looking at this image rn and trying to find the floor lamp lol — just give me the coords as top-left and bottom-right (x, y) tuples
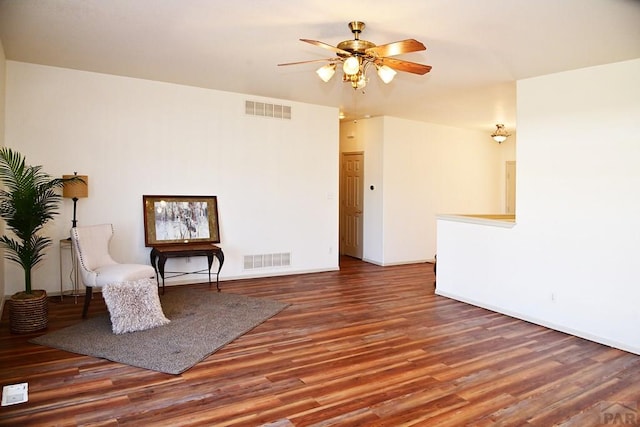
(62, 173), (88, 298)
(62, 173), (89, 228)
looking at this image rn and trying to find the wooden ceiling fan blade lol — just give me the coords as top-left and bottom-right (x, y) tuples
(300, 39), (351, 56)
(278, 58), (338, 66)
(377, 58), (432, 75)
(366, 39), (426, 58)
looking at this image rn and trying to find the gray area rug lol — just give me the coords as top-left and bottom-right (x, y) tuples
(31, 289), (289, 374)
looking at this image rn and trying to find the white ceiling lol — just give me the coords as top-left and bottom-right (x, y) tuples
(1, 0), (639, 132)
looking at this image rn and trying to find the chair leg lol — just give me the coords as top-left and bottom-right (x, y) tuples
(82, 286), (93, 318)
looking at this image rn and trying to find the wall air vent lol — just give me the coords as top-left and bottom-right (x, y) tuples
(243, 253), (291, 270)
(245, 100), (291, 120)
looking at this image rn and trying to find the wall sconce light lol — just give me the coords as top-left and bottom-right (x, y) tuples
(491, 124), (511, 143)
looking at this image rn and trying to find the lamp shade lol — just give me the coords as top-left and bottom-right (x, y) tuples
(356, 73), (367, 88)
(316, 63), (336, 82)
(343, 56), (360, 75)
(63, 174), (89, 199)
(377, 65), (397, 84)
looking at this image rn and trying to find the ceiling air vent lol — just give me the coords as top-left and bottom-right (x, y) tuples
(245, 100), (291, 120)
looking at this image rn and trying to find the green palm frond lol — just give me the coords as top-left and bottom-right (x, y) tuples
(0, 147), (80, 294)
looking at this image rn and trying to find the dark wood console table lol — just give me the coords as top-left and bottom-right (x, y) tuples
(149, 243), (224, 294)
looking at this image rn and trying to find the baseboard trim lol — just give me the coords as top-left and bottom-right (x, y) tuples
(435, 288), (640, 356)
(363, 258), (434, 267)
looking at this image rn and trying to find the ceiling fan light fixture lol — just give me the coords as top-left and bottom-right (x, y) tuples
(278, 21), (431, 92)
(343, 56), (360, 75)
(376, 65), (397, 84)
(491, 124), (511, 143)
(316, 63), (336, 82)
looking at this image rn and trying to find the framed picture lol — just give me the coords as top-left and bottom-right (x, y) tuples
(143, 195), (220, 247)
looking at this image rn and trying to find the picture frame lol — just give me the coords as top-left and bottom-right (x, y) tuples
(143, 195), (220, 247)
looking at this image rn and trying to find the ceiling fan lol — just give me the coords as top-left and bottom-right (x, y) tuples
(278, 21), (432, 90)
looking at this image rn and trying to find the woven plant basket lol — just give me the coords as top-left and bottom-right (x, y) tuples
(9, 290), (48, 334)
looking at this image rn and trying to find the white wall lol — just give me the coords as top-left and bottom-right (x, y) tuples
(361, 118), (386, 264)
(4, 61), (339, 296)
(341, 116), (505, 266)
(436, 58), (640, 354)
(498, 133), (516, 213)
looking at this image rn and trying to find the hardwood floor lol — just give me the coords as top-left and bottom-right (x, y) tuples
(1, 257), (639, 426)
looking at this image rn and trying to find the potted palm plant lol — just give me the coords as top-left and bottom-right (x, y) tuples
(0, 147), (81, 333)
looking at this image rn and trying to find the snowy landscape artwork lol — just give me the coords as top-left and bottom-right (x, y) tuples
(143, 195), (220, 246)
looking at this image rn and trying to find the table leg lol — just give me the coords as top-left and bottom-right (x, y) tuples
(214, 250), (224, 291)
(206, 253), (215, 290)
(150, 249), (162, 293)
(157, 255), (168, 295)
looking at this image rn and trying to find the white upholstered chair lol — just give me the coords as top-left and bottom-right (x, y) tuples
(71, 223), (156, 318)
